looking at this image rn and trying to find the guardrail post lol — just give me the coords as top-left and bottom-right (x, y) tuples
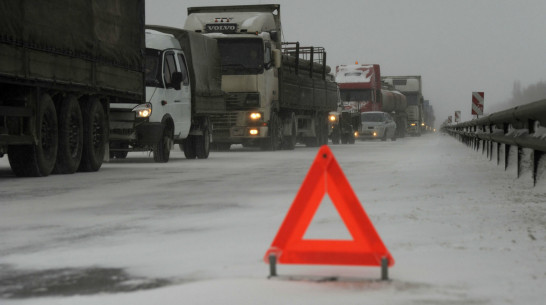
(497, 143), (501, 165)
(517, 146), (523, 178)
(505, 144), (511, 171)
(533, 150), (543, 186)
(489, 141), (494, 161)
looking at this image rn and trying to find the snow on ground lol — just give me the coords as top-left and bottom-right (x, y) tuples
(0, 134), (545, 304)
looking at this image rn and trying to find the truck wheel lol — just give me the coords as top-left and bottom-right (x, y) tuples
(196, 128), (210, 159)
(331, 125), (341, 144)
(153, 124), (172, 163)
(348, 132), (356, 144)
(53, 96), (83, 174)
(79, 98), (106, 172)
(183, 136), (197, 159)
(282, 114), (297, 150)
(261, 112), (282, 151)
(8, 94), (58, 177)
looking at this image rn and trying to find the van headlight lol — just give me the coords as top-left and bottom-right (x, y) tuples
(133, 103), (152, 118)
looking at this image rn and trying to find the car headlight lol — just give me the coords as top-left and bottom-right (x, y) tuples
(133, 103), (152, 118)
(329, 115), (336, 122)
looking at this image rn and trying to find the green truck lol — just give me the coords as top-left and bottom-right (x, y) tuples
(0, 0), (145, 176)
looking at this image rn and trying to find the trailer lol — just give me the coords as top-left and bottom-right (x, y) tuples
(0, 0), (145, 176)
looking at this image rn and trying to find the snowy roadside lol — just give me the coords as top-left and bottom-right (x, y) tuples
(1, 134), (545, 304)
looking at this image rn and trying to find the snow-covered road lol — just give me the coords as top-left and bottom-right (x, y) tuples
(1, 134), (544, 304)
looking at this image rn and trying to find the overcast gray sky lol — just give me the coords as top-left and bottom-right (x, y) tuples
(146, 0), (546, 125)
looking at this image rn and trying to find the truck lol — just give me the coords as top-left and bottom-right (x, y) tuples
(183, 4), (338, 150)
(0, 0), (145, 176)
(335, 64), (407, 139)
(108, 26), (224, 162)
(422, 99), (436, 132)
(382, 75), (423, 136)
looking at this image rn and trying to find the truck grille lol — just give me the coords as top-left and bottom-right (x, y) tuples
(209, 112), (238, 130)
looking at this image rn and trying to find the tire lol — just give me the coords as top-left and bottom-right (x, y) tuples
(54, 96), (83, 174)
(381, 130), (387, 141)
(281, 114), (297, 150)
(8, 94), (58, 177)
(261, 112), (282, 151)
(196, 128), (210, 159)
(331, 125), (341, 144)
(79, 98), (106, 172)
(348, 132), (356, 144)
(153, 124), (172, 163)
(183, 136), (197, 159)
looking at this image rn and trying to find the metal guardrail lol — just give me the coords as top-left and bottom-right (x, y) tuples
(441, 99), (546, 186)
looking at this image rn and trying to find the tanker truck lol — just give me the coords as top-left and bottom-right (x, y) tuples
(382, 75), (423, 136)
(184, 4), (338, 150)
(0, 0), (145, 176)
(335, 64), (407, 138)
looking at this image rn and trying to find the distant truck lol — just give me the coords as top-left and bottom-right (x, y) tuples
(109, 27), (224, 162)
(184, 4), (338, 150)
(0, 0), (145, 176)
(382, 75), (424, 136)
(335, 64), (407, 138)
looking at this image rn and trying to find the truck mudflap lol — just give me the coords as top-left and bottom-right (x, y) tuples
(136, 122), (163, 145)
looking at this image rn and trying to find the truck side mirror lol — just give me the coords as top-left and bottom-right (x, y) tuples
(270, 31), (278, 42)
(272, 49), (281, 69)
(171, 72), (182, 90)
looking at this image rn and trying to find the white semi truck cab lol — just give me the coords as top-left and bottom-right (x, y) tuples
(184, 5), (283, 150)
(184, 5), (337, 151)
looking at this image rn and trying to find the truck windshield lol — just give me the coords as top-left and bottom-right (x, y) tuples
(340, 89), (372, 102)
(217, 38), (264, 75)
(362, 113), (384, 122)
(405, 94), (419, 105)
(145, 49), (162, 87)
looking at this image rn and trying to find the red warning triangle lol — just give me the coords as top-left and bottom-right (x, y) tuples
(264, 145), (394, 266)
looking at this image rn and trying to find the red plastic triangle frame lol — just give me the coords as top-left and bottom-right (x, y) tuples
(264, 145), (394, 266)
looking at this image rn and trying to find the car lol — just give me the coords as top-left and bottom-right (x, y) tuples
(359, 111), (397, 141)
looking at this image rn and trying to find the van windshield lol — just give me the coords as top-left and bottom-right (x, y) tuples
(217, 38), (264, 75)
(145, 49), (162, 87)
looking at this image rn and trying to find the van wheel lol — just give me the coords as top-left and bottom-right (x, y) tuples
(8, 94), (58, 177)
(54, 96), (83, 174)
(153, 124), (172, 163)
(79, 98), (106, 172)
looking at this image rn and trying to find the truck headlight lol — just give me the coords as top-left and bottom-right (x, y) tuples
(249, 128), (259, 135)
(133, 103), (152, 118)
(410, 123), (417, 127)
(249, 112), (262, 120)
(329, 115), (336, 122)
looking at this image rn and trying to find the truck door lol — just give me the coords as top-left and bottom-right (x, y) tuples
(162, 51), (191, 138)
